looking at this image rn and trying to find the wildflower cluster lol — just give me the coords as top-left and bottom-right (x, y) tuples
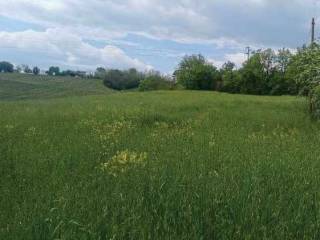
(151, 120), (195, 139)
(82, 118), (134, 156)
(24, 127), (37, 137)
(100, 150), (147, 176)
(248, 125), (299, 142)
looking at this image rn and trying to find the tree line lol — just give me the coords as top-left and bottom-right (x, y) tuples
(94, 44), (320, 118)
(95, 67), (174, 91)
(0, 63), (91, 77)
(2, 43), (320, 118)
(173, 44), (320, 118)
(0, 43), (320, 118)
(175, 48), (298, 96)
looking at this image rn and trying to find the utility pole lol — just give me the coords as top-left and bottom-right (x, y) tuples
(245, 47), (251, 61)
(311, 17), (315, 44)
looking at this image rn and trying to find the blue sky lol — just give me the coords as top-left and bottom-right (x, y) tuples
(0, 0), (318, 73)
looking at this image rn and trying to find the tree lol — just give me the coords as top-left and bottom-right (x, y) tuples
(239, 53), (267, 94)
(259, 49), (276, 76)
(139, 72), (172, 91)
(222, 61), (236, 72)
(285, 44), (320, 96)
(48, 66), (60, 76)
(33, 67), (40, 75)
(276, 48), (292, 74)
(267, 48), (294, 95)
(0, 61), (14, 73)
(237, 49), (292, 95)
(220, 61), (241, 93)
(175, 55), (220, 90)
(103, 68), (144, 90)
(95, 67), (106, 78)
(22, 65), (32, 74)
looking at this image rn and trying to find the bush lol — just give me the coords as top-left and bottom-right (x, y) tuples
(175, 55), (220, 90)
(139, 74), (172, 91)
(0, 61), (14, 73)
(103, 68), (144, 90)
(310, 85), (320, 119)
(33, 67), (40, 75)
(287, 44), (320, 96)
(47, 66), (60, 76)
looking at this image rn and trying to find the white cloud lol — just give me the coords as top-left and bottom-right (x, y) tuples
(225, 53), (247, 67)
(0, 0), (317, 71)
(209, 52), (247, 69)
(0, 28), (152, 70)
(208, 58), (225, 69)
(0, 0), (316, 48)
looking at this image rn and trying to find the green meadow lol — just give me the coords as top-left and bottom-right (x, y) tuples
(1, 74), (320, 239)
(0, 73), (112, 101)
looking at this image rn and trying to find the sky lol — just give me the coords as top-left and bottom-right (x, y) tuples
(0, 0), (318, 73)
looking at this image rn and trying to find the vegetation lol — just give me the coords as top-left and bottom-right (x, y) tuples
(2, 89), (320, 239)
(1, 42), (320, 117)
(47, 66), (60, 76)
(32, 66), (40, 75)
(0, 73), (112, 101)
(175, 55), (220, 90)
(102, 68), (144, 90)
(174, 50), (297, 96)
(139, 72), (173, 91)
(0, 61), (14, 73)
(286, 43), (320, 118)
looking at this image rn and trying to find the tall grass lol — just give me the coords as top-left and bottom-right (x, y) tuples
(1, 91), (320, 239)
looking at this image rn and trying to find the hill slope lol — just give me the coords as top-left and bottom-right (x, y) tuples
(0, 73), (112, 100)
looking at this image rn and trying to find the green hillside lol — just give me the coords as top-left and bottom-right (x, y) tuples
(0, 73), (112, 100)
(2, 91), (320, 239)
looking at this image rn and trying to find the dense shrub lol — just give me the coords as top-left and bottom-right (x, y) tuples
(175, 55), (221, 90)
(103, 68), (144, 90)
(47, 66), (60, 76)
(32, 67), (40, 75)
(287, 44), (320, 96)
(0, 61), (14, 73)
(310, 85), (320, 119)
(173, 50), (299, 95)
(139, 74), (172, 91)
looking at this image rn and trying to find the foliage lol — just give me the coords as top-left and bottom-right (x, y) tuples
(310, 85), (320, 119)
(286, 44), (320, 96)
(47, 66), (60, 76)
(238, 49), (288, 95)
(95, 67), (107, 79)
(103, 68), (144, 90)
(220, 62), (241, 93)
(0, 61), (14, 73)
(174, 51), (297, 96)
(32, 66), (40, 75)
(139, 73), (173, 91)
(237, 53), (266, 94)
(175, 54), (221, 90)
(22, 65), (32, 74)
(60, 70), (86, 78)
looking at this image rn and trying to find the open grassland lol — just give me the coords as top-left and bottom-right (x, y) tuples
(1, 91), (320, 239)
(0, 73), (112, 100)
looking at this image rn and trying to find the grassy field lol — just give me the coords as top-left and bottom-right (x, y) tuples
(2, 81), (320, 239)
(0, 73), (112, 100)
